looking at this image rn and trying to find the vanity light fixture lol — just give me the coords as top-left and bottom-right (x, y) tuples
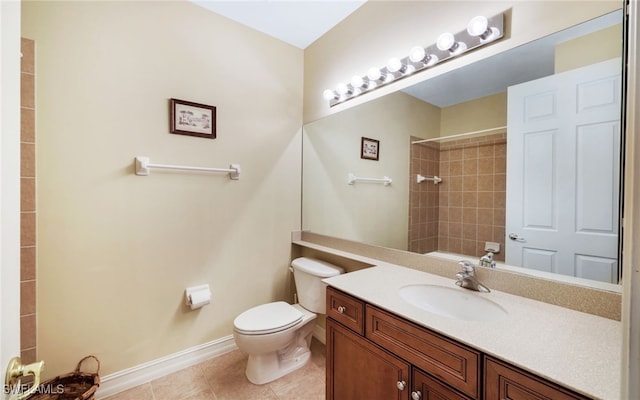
(323, 12), (505, 107)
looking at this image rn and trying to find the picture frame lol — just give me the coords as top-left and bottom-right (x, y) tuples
(169, 98), (216, 139)
(361, 137), (380, 161)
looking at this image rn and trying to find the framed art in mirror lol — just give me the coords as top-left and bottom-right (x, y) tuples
(361, 137), (380, 160)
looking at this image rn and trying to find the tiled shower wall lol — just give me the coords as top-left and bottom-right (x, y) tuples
(409, 133), (507, 262)
(438, 133), (507, 261)
(21, 38), (37, 363)
(408, 138), (440, 254)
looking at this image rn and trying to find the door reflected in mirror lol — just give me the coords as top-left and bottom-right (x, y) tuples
(302, 10), (624, 290)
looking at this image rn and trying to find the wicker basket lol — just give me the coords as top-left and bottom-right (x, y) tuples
(27, 356), (100, 400)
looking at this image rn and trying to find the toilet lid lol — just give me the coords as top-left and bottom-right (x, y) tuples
(234, 301), (303, 335)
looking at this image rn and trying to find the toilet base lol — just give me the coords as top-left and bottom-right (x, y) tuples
(245, 339), (312, 385)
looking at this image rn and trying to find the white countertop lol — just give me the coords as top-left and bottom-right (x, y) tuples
(323, 263), (622, 400)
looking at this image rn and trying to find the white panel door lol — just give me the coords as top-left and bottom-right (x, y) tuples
(506, 58), (621, 283)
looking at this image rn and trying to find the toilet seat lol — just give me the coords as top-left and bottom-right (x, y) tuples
(234, 301), (303, 335)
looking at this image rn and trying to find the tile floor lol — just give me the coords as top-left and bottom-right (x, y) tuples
(103, 338), (326, 400)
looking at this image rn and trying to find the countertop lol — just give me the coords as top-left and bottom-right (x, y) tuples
(323, 263), (622, 400)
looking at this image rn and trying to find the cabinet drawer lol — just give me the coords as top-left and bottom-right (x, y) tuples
(326, 286), (365, 335)
(366, 305), (481, 399)
(484, 357), (590, 400)
(413, 368), (472, 400)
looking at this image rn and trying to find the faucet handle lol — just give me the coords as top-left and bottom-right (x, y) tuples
(458, 260), (475, 273)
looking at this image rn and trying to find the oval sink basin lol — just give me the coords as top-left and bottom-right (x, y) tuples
(399, 284), (508, 322)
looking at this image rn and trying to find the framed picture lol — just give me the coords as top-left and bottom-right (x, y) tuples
(169, 98), (216, 139)
(361, 137), (380, 161)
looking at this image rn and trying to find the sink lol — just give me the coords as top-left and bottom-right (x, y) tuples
(398, 284), (508, 322)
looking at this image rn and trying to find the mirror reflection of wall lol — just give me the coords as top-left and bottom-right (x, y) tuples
(302, 11), (624, 287)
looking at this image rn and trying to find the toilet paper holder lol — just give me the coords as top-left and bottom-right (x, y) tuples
(184, 284), (211, 310)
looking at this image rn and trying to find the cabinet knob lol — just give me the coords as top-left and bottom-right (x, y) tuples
(411, 391), (422, 400)
(337, 306), (346, 314)
(396, 380), (406, 390)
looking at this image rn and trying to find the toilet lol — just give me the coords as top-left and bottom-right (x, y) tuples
(233, 257), (344, 384)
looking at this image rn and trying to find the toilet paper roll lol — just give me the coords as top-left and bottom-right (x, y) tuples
(188, 289), (211, 310)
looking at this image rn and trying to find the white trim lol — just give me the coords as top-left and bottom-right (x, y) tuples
(95, 336), (237, 399)
(622, 1), (640, 398)
(411, 126), (507, 144)
(312, 324), (326, 345)
(1, 0), (23, 371)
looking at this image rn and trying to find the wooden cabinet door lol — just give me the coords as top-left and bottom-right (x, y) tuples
(366, 305), (480, 399)
(484, 357), (590, 400)
(327, 318), (410, 400)
(412, 368), (472, 400)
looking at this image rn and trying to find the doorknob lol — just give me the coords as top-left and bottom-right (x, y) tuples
(508, 233), (526, 242)
(5, 357), (45, 400)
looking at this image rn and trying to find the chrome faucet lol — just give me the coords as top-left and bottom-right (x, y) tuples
(455, 260), (490, 293)
(479, 251), (496, 269)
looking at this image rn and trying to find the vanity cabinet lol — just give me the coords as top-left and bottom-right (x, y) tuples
(326, 286), (591, 400)
(484, 357), (589, 400)
(327, 286), (476, 400)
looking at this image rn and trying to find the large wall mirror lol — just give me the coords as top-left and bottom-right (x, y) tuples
(302, 10), (624, 291)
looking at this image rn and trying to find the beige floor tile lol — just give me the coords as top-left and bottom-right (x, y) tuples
(201, 349), (279, 400)
(151, 365), (210, 400)
(267, 360), (325, 400)
(102, 339), (326, 400)
(182, 388), (217, 400)
(104, 382), (154, 400)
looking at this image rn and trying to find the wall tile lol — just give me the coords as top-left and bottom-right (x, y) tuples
(21, 108), (35, 143)
(21, 281), (36, 315)
(20, 315), (36, 349)
(21, 247), (36, 281)
(21, 38), (35, 74)
(20, 212), (36, 247)
(21, 72), (35, 109)
(21, 177), (36, 212)
(21, 142), (35, 178)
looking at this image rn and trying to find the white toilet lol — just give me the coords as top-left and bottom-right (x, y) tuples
(233, 257), (344, 384)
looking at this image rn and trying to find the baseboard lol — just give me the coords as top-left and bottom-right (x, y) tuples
(312, 324), (326, 345)
(95, 335), (237, 399)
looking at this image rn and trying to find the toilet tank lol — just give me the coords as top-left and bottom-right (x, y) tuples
(291, 257), (344, 313)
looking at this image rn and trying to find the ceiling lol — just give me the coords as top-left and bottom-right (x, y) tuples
(192, 0), (367, 49)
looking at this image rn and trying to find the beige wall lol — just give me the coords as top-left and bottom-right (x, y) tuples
(304, 1), (621, 123)
(556, 24), (623, 73)
(22, 1), (303, 378)
(302, 91), (439, 250)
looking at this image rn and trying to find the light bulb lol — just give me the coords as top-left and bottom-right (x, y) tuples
(437, 32), (466, 55)
(467, 16), (499, 42)
(387, 57), (403, 73)
(404, 64), (416, 75)
(437, 32), (456, 51)
(467, 16), (489, 36)
(367, 67), (382, 81)
(351, 75), (367, 88)
(409, 46), (426, 63)
(323, 89), (337, 101)
(336, 82), (351, 96)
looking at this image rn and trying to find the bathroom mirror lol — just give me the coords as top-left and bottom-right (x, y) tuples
(302, 10), (624, 291)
